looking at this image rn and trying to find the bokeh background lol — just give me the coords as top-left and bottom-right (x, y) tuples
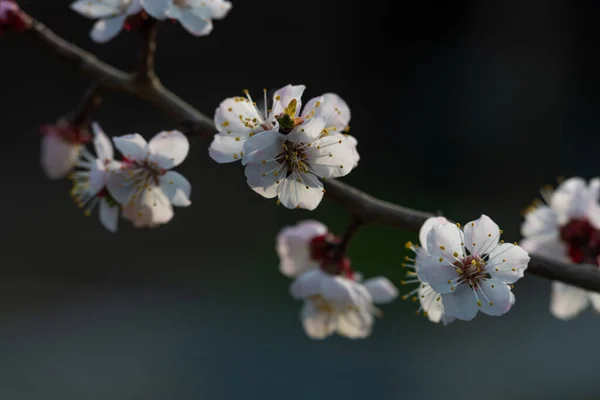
(1, 0), (600, 398)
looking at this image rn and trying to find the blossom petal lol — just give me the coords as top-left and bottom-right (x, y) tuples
(301, 93), (351, 131)
(290, 269), (327, 299)
(320, 275), (356, 303)
(141, 0), (171, 19)
(242, 130), (283, 166)
(106, 168), (134, 205)
(418, 284), (445, 323)
(487, 243), (530, 284)
(345, 134), (360, 168)
(551, 177), (588, 224)
(417, 256), (460, 294)
(477, 280), (513, 316)
(244, 161), (283, 199)
(520, 237), (567, 261)
(308, 133), (358, 179)
(419, 216), (450, 251)
(287, 117), (326, 144)
(99, 198), (119, 232)
(159, 171), (191, 207)
(90, 15), (126, 43)
(208, 134), (245, 163)
(214, 96), (264, 135)
(463, 214), (500, 256)
(521, 205), (559, 238)
(278, 173), (324, 211)
(426, 222), (464, 259)
(550, 281), (589, 320)
(363, 277), (398, 304)
(336, 309), (373, 339)
(271, 84), (306, 118)
(113, 133), (148, 162)
(70, 0), (120, 18)
(589, 292), (600, 313)
(88, 159), (107, 196)
(178, 9), (212, 36)
(91, 122), (114, 161)
(276, 220), (327, 278)
(188, 0), (231, 19)
(301, 301), (336, 340)
(40, 135), (82, 180)
(148, 130), (189, 169)
(441, 284), (480, 321)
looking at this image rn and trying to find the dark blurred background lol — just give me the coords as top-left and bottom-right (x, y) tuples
(1, 0), (600, 398)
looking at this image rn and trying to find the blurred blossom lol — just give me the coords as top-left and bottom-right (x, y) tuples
(415, 214), (530, 321)
(0, 0), (31, 32)
(521, 177), (600, 320)
(70, 0), (143, 43)
(40, 119), (91, 180)
(142, 0), (231, 36)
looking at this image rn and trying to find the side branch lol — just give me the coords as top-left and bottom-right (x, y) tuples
(20, 13), (600, 293)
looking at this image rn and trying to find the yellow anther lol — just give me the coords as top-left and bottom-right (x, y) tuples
(513, 242), (518, 245)
(233, 153), (238, 160)
(471, 222), (475, 227)
(401, 295), (407, 300)
(489, 301), (493, 306)
(423, 311), (429, 317)
(495, 268), (499, 272)
(220, 121), (230, 127)
(400, 280), (406, 285)
(276, 199), (281, 206)
(447, 280), (451, 284)
(439, 245), (446, 250)
(456, 222), (461, 228)
(411, 296), (417, 302)
(275, 95), (281, 101)
(235, 137), (240, 142)
(488, 233), (492, 237)
(477, 300), (482, 307)
(511, 268), (516, 272)
(439, 257), (443, 262)
(453, 252), (458, 257)
(499, 230), (503, 234)
(472, 242), (476, 247)
(450, 285), (455, 291)
(491, 284), (495, 288)
(405, 241), (413, 249)
(471, 260), (477, 265)
(273, 171), (279, 176)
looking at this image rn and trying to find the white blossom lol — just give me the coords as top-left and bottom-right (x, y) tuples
(142, 0), (231, 36)
(290, 269), (397, 340)
(403, 216), (455, 325)
(69, 122), (121, 232)
(276, 220), (329, 278)
(70, 0), (142, 43)
(416, 214), (530, 321)
(521, 177), (600, 320)
(40, 120), (89, 180)
(106, 130), (191, 226)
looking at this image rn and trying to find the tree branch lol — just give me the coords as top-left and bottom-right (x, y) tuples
(135, 15), (159, 83)
(19, 12), (600, 292)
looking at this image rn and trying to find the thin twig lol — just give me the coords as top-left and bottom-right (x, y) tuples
(135, 16), (159, 83)
(16, 12), (600, 293)
(334, 217), (363, 259)
(67, 84), (103, 128)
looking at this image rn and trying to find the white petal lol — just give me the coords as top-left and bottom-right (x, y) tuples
(301, 93), (351, 132)
(419, 216), (450, 251)
(487, 243), (530, 284)
(106, 167), (134, 205)
(336, 309), (373, 339)
(463, 214), (500, 256)
(242, 130), (284, 165)
(441, 284), (480, 321)
(301, 302), (336, 340)
(276, 220), (328, 278)
(160, 171), (191, 207)
(277, 173), (325, 211)
(426, 222), (464, 259)
(244, 161), (283, 199)
(122, 187), (174, 228)
(70, 0), (120, 18)
(214, 96), (265, 135)
(141, 0), (171, 19)
(520, 237), (567, 261)
(88, 159), (107, 196)
(90, 15), (126, 43)
(208, 134), (245, 163)
(344, 134), (360, 168)
(417, 255), (460, 294)
(40, 135), (81, 180)
(91, 122), (114, 161)
(187, 0), (231, 19)
(286, 117), (327, 144)
(521, 205), (558, 238)
(320, 275), (355, 303)
(551, 177), (589, 224)
(363, 277), (398, 304)
(418, 284), (445, 323)
(271, 84), (306, 118)
(477, 280), (514, 316)
(178, 9), (212, 36)
(589, 292), (600, 313)
(550, 281), (589, 320)
(113, 133), (149, 162)
(148, 130), (189, 169)
(308, 133), (358, 179)
(289, 269), (327, 299)
(99, 198), (119, 232)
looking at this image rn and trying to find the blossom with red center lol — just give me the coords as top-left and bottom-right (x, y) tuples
(142, 0), (231, 36)
(416, 214), (530, 321)
(276, 220), (398, 339)
(40, 119), (92, 180)
(0, 0), (31, 32)
(69, 122), (121, 232)
(521, 177), (600, 320)
(70, 0), (143, 43)
(403, 216), (456, 325)
(106, 130), (191, 228)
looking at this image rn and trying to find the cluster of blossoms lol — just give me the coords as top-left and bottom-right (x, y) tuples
(276, 220), (398, 339)
(70, 0), (231, 43)
(42, 121), (191, 231)
(11, 0), (600, 341)
(209, 84), (359, 210)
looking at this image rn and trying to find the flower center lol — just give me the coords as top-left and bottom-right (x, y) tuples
(309, 235), (355, 279)
(453, 255), (489, 288)
(560, 218), (600, 265)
